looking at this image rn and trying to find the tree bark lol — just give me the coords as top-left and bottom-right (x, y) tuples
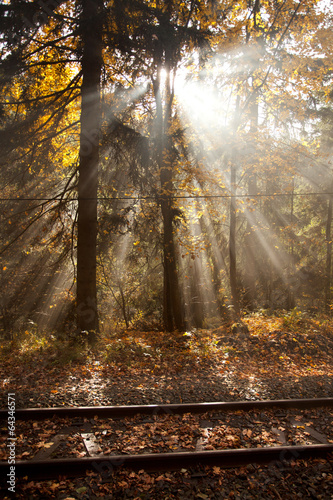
(229, 161), (240, 317)
(244, 91), (259, 310)
(287, 177), (295, 310)
(76, 0), (103, 342)
(229, 98), (241, 318)
(154, 52), (184, 332)
(244, 172), (258, 310)
(161, 196), (185, 331)
(325, 184), (333, 312)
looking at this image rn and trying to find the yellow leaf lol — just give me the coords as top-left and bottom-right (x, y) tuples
(44, 442), (55, 449)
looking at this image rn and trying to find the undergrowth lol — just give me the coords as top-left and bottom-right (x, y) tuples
(1, 311), (332, 370)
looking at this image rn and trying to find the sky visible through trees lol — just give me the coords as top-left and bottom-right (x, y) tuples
(0, 0), (332, 339)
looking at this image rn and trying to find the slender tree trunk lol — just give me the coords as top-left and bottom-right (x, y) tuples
(76, 0), (103, 342)
(244, 172), (258, 309)
(244, 93), (259, 310)
(263, 178), (274, 307)
(287, 178), (296, 310)
(161, 69), (185, 331)
(161, 197), (184, 331)
(325, 184), (333, 312)
(189, 223), (204, 328)
(154, 53), (184, 332)
(229, 161), (239, 317)
(229, 98), (241, 318)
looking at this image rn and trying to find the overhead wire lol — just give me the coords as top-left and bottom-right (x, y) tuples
(0, 191), (332, 202)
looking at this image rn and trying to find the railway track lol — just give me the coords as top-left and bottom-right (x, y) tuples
(0, 397), (332, 420)
(1, 398), (332, 481)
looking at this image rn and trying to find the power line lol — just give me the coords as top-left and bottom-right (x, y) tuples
(0, 191), (332, 202)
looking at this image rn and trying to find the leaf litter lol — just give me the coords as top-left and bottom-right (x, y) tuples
(0, 314), (332, 498)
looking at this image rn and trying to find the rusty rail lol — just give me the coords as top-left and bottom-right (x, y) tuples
(0, 398), (332, 481)
(0, 444), (332, 480)
(0, 397), (332, 420)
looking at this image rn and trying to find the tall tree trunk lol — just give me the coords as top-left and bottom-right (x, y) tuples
(287, 178), (296, 310)
(243, 1), (264, 310)
(154, 53), (184, 332)
(325, 184), (333, 313)
(229, 98), (241, 318)
(161, 69), (185, 332)
(244, 91), (259, 310)
(76, 0), (103, 342)
(161, 197), (185, 331)
(229, 161), (240, 317)
(244, 172), (258, 310)
(189, 223), (204, 328)
(263, 178), (274, 307)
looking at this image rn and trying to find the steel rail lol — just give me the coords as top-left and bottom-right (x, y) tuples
(0, 444), (332, 481)
(0, 397), (332, 420)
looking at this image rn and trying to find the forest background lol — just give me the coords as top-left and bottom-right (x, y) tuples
(0, 0), (333, 343)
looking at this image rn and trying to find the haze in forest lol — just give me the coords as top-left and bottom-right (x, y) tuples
(0, 0), (332, 340)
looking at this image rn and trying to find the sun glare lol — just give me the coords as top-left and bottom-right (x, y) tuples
(174, 54), (240, 141)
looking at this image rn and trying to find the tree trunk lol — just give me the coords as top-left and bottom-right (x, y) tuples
(287, 178), (295, 310)
(244, 92), (259, 310)
(154, 54), (184, 332)
(244, 172), (258, 310)
(229, 98), (240, 318)
(229, 161), (239, 317)
(161, 197), (185, 331)
(325, 184), (333, 312)
(76, 0), (103, 342)
(190, 258), (204, 328)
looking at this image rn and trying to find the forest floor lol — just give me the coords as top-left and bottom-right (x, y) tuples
(0, 310), (333, 499)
